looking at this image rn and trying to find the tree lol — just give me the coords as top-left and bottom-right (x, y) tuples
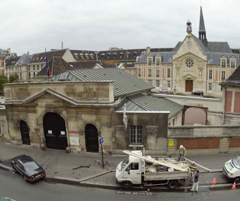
(9, 74), (19, 83)
(0, 74), (9, 94)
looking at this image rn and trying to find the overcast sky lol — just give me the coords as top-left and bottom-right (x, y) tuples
(1, 0), (240, 55)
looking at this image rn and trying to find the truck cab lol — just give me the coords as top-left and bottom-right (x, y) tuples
(116, 151), (142, 188)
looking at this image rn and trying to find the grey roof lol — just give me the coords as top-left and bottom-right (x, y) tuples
(42, 68), (153, 98)
(173, 42), (182, 52)
(207, 52), (239, 65)
(192, 35), (208, 53)
(220, 64), (240, 87)
(206, 42), (232, 53)
(16, 54), (32, 65)
(115, 94), (183, 118)
(5, 54), (31, 67)
(136, 52), (174, 64)
(5, 56), (20, 67)
(199, 6), (206, 32)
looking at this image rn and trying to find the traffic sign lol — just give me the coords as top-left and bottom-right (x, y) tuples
(100, 136), (104, 144)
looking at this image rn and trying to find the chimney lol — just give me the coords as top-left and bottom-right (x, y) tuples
(7, 48), (11, 53)
(146, 47), (151, 54)
(27, 51), (29, 55)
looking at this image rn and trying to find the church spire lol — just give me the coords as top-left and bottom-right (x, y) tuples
(199, 6), (207, 42)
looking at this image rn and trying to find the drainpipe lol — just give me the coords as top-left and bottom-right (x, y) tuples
(222, 86), (226, 124)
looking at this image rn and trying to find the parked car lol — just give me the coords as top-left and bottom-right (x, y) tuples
(11, 155), (46, 183)
(159, 88), (170, 94)
(223, 155), (240, 182)
(191, 90), (203, 96)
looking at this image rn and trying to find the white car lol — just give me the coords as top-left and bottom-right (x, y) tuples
(223, 155), (240, 181)
(159, 88), (170, 94)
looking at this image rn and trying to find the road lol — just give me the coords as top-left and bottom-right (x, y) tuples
(0, 170), (240, 201)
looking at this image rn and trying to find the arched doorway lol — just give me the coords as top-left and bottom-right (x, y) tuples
(85, 124), (99, 152)
(20, 120), (30, 145)
(43, 112), (67, 150)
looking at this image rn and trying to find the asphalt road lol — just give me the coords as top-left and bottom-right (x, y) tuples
(0, 170), (240, 201)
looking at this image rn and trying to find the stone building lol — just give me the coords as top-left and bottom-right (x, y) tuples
(0, 48), (11, 75)
(220, 64), (240, 125)
(135, 7), (239, 97)
(5, 53), (31, 81)
(3, 68), (182, 154)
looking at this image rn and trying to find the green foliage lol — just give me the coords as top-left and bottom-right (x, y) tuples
(9, 74), (19, 83)
(0, 74), (9, 91)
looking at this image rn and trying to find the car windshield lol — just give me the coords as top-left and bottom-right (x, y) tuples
(24, 162), (40, 172)
(121, 157), (129, 171)
(232, 156), (240, 169)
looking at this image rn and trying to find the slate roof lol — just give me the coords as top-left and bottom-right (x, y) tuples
(5, 56), (20, 67)
(42, 68), (153, 97)
(136, 52), (174, 64)
(220, 64), (240, 87)
(5, 54), (32, 67)
(70, 50), (97, 60)
(207, 52), (239, 65)
(199, 6), (206, 32)
(36, 57), (74, 77)
(30, 49), (66, 64)
(98, 48), (174, 62)
(115, 94), (183, 118)
(17, 54), (32, 65)
(68, 61), (100, 69)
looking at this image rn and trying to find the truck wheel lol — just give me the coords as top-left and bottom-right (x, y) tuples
(168, 180), (179, 189)
(235, 177), (240, 184)
(121, 181), (132, 189)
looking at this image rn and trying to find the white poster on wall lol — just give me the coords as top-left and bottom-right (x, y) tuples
(70, 136), (80, 146)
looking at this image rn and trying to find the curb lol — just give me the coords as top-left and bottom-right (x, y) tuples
(0, 163), (236, 191)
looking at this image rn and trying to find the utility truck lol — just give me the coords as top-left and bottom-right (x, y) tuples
(115, 150), (191, 189)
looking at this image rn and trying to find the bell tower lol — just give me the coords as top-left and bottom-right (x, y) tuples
(186, 20), (192, 34)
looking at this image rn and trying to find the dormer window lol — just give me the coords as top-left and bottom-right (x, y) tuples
(120, 52), (124, 59)
(155, 57), (161, 65)
(230, 58), (236, 68)
(221, 57), (227, 67)
(147, 57), (153, 65)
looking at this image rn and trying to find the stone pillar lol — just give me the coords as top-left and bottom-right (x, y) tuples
(219, 138), (229, 153)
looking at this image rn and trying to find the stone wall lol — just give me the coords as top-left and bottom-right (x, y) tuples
(112, 112), (168, 154)
(168, 125), (240, 154)
(0, 108), (10, 142)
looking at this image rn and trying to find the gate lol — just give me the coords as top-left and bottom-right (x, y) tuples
(20, 120), (30, 145)
(85, 124), (99, 152)
(43, 112), (67, 150)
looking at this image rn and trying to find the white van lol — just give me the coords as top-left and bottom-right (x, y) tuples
(223, 155), (240, 180)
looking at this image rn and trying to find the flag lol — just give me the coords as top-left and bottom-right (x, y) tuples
(45, 51), (51, 77)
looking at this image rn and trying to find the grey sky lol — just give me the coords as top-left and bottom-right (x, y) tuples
(1, 0), (240, 55)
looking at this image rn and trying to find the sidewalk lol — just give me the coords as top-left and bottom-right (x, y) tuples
(0, 141), (238, 191)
